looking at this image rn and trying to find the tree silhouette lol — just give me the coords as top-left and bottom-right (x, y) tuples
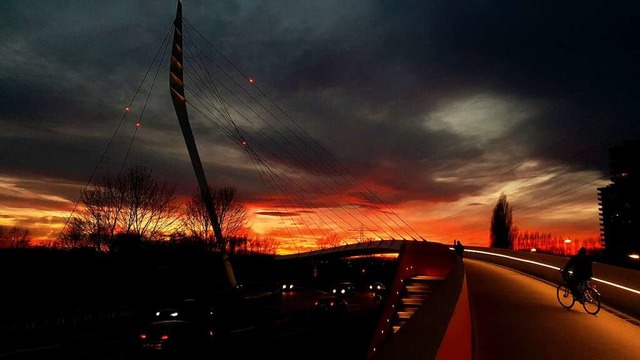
(181, 186), (248, 251)
(116, 166), (179, 238)
(316, 234), (343, 249)
(490, 193), (515, 249)
(61, 166), (179, 249)
(245, 235), (279, 255)
(58, 217), (92, 249)
(0, 226), (31, 248)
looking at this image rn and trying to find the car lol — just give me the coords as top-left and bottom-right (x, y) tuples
(137, 299), (218, 355)
(331, 281), (356, 298)
(149, 299), (217, 327)
(152, 307), (183, 321)
(311, 295), (348, 320)
(367, 281), (387, 304)
(280, 281), (296, 292)
(138, 319), (213, 355)
(368, 281), (386, 292)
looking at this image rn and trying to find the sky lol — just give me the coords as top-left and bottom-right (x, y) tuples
(1, 1), (639, 254)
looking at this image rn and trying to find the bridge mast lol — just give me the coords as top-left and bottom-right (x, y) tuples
(169, 0), (237, 288)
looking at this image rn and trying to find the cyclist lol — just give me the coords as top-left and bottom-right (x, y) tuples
(561, 247), (593, 301)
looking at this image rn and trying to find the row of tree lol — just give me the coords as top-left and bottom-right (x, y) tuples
(489, 193), (602, 255)
(59, 166), (277, 255)
(512, 231), (601, 255)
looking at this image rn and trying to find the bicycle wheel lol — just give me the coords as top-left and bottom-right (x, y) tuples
(556, 284), (575, 309)
(582, 288), (601, 315)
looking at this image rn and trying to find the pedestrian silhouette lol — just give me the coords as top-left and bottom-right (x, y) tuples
(454, 240), (464, 258)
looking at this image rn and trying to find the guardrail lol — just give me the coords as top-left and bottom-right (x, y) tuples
(463, 246), (640, 321)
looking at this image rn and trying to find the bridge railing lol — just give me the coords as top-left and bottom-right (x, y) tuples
(464, 246), (640, 321)
(368, 242), (472, 360)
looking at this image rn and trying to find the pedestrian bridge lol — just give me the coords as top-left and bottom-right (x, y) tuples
(275, 241), (640, 360)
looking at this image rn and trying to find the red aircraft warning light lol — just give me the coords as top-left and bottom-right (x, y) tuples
(248, 78), (254, 84)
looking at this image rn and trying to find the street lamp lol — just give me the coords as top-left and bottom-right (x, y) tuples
(563, 239), (572, 256)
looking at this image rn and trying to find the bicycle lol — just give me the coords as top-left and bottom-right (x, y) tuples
(556, 269), (601, 315)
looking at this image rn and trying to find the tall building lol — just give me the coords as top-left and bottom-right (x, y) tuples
(597, 139), (640, 264)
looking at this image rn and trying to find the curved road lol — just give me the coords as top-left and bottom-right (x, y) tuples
(465, 259), (640, 360)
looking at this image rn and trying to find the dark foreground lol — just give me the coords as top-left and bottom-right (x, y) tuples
(1, 248), (395, 360)
(2, 289), (381, 360)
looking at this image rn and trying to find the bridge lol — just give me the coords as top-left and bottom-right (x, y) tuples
(274, 240), (640, 360)
(20, 2), (635, 359)
(163, 6), (640, 356)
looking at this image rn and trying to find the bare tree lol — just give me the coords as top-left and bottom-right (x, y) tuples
(490, 193), (516, 249)
(59, 217), (93, 249)
(82, 174), (125, 243)
(0, 226), (31, 248)
(61, 166), (180, 249)
(316, 233), (343, 249)
(181, 190), (214, 244)
(181, 186), (248, 250)
(245, 235), (279, 255)
(227, 236), (248, 254)
(117, 166), (179, 239)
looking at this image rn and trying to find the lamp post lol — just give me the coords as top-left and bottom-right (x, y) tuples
(563, 239), (572, 256)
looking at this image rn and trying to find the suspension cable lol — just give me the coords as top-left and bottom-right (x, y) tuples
(56, 24), (174, 242)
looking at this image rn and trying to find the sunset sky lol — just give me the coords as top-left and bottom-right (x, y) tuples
(1, 1), (639, 254)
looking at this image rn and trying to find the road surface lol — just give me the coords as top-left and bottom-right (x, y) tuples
(465, 259), (640, 360)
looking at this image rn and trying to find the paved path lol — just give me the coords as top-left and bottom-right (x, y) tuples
(465, 259), (640, 360)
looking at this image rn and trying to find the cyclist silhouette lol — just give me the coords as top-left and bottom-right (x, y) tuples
(562, 247), (593, 301)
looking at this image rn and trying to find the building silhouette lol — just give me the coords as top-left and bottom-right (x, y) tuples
(597, 139), (640, 265)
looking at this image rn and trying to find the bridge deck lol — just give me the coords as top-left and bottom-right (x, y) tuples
(466, 259), (640, 360)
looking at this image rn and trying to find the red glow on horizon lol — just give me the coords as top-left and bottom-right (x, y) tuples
(5, 176), (601, 256)
(512, 236), (602, 256)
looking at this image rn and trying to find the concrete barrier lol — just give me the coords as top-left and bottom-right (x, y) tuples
(370, 242), (472, 360)
(464, 246), (640, 321)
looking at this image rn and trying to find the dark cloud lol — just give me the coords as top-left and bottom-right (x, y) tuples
(255, 211), (300, 217)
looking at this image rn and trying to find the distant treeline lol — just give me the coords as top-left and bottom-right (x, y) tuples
(512, 230), (603, 256)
